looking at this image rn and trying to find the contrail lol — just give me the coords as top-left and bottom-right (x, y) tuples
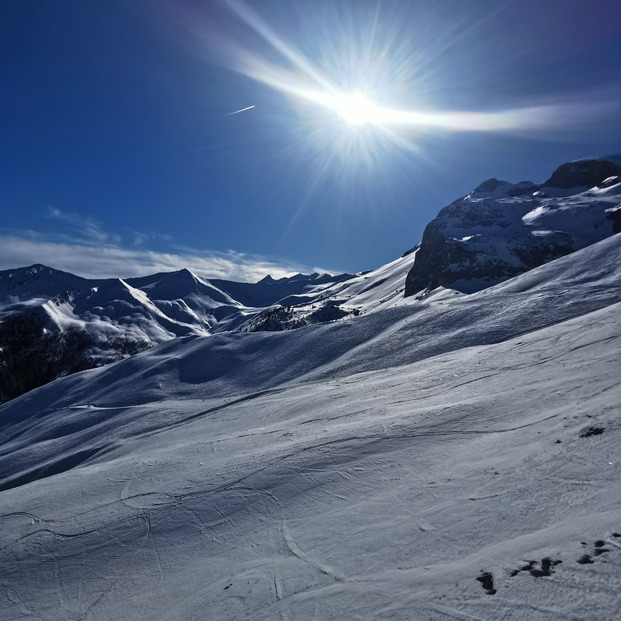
(227, 105), (255, 116)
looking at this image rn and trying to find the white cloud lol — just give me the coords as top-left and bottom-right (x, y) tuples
(130, 230), (173, 247)
(46, 207), (122, 245)
(1, 210), (337, 282)
(0, 236), (321, 282)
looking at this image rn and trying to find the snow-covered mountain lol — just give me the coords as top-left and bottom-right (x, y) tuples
(0, 265), (353, 403)
(1, 157), (620, 405)
(211, 271), (355, 308)
(1, 231), (619, 619)
(405, 157), (621, 296)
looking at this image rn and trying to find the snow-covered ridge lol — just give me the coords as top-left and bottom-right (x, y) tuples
(0, 265), (356, 403)
(1, 156), (620, 619)
(2, 156), (620, 404)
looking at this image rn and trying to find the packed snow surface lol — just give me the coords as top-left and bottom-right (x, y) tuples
(1, 236), (620, 620)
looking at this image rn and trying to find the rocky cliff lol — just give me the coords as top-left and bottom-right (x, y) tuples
(405, 158), (621, 297)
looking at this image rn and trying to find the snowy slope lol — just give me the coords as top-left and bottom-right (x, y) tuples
(235, 253), (415, 332)
(1, 235), (619, 620)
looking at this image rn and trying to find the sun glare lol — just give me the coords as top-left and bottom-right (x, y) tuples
(191, 0), (601, 169)
(334, 92), (382, 126)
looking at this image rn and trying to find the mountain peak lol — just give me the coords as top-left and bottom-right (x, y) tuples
(469, 178), (536, 199)
(471, 178), (508, 193)
(542, 158), (621, 190)
(404, 157), (621, 297)
(21, 264), (60, 277)
(167, 268), (201, 285)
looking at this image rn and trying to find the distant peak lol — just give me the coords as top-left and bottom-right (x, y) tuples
(259, 275), (275, 284)
(468, 177), (536, 199)
(171, 268), (200, 283)
(25, 264), (57, 274)
(148, 268), (204, 288)
(472, 178), (508, 194)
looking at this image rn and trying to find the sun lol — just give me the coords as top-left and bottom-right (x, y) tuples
(332, 91), (383, 126)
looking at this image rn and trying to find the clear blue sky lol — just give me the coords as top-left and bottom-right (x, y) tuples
(1, 0), (620, 280)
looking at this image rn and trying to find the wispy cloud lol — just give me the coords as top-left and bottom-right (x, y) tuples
(1, 208), (332, 281)
(46, 207), (122, 245)
(0, 235), (322, 282)
(129, 230), (173, 247)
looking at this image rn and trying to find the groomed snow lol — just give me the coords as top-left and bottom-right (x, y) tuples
(1, 236), (620, 620)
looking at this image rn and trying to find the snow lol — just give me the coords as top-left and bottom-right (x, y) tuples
(0, 265), (89, 304)
(534, 186), (590, 197)
(0, 267), (360, 371)
(1, 235), (620, 619)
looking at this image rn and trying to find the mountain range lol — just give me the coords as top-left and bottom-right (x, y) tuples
(0, 156), (620, 619)
(2, 157), (619, 404)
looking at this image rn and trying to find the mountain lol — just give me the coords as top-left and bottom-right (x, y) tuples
(212, 271), (355, 308)
(0, 233), (619, 619)
(0, 263), (91, 302)
(0, 266), (354, 403)
(1, 155), (620, 619)
(405, 157), (621, 296)
(2, 157), (620, 404)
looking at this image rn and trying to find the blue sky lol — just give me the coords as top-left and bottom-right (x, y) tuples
(1, 0), (620, 280)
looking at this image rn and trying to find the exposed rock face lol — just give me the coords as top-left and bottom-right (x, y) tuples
(405, 159), (621, 297)
(0, 309), (147, 405)
(243, 299), (353, 332)
(543, 159), (621, 189)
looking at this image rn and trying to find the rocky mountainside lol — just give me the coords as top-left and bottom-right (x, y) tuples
(405, 157), (621, 296)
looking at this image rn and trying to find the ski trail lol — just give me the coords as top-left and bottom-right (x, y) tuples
(282, 521), (347, 583)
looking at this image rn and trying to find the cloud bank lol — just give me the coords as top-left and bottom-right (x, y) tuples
(0, 235), (320, 283)
(1, 208), (332, 282)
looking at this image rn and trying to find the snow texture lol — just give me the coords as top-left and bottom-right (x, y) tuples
(1, 235), (620, 620)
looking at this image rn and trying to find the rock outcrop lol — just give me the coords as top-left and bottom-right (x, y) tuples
(542, 158), (621, 189)
(405, 158), (621, 297)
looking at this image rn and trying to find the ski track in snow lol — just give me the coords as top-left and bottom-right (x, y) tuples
(0, 236), (620, 619)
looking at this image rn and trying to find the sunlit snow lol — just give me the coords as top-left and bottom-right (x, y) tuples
(1, 236), (620, 619)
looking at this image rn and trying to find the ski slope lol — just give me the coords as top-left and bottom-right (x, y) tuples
(1, 236), (620, 620)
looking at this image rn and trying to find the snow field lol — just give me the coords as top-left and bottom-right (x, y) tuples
(0, 236), (620, 619)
